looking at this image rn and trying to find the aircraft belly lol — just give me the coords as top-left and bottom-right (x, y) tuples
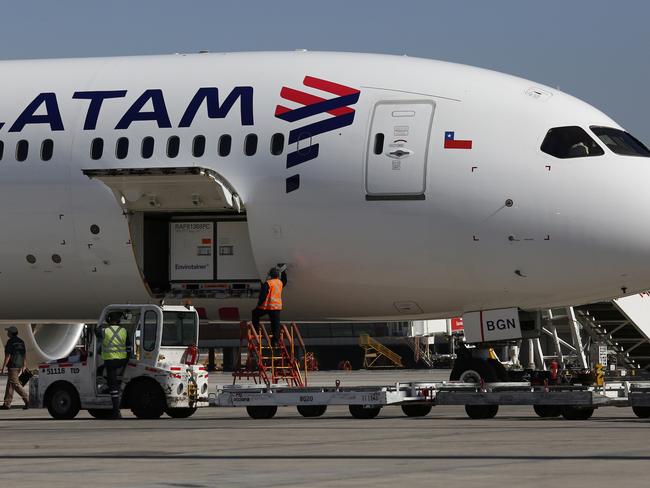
(0, 174), (150, 320)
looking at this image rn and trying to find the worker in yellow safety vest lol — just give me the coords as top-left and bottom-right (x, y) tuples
(96, 311), (131, 419)
(252, 266), (287, 346)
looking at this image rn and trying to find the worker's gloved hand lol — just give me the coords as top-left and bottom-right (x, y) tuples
(276, 263), (287, 273)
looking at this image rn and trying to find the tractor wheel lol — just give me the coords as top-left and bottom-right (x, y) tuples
(45, 382), (80, 420)
(88, 409), (115, 419)
(450, 358), (499, 383)
(632, 406), (650, 418)
(130, 381), (165, 419)
(165, 407), (198, 419)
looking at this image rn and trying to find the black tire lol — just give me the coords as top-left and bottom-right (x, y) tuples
(349, 404), (381, 419)
(297, 405), (327, 418)
(401, 404), (432, 417)
(246, 405), (277, 419)
(533, 405), (562, 418)
(452, 359), (499, 420)
(88, 409), (115, 419)
(164, 407), (198, 419)
(450, 358), (498, 383)
(465, 404), (499, 419)
(632, 406), (650, 418)
(487, 358), (510, 381)
(129, 381), (165, 419)
(561, 406), (595, 420)
(45, 382), (80, 420)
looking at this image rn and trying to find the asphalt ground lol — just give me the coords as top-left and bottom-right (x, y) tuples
(0, 370), (648, 488)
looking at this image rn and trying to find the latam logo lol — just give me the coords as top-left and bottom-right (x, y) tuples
(0, 87), (254, 132)
(275, 76), (360, 193)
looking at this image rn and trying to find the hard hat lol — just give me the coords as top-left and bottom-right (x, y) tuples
(106, 311), (123, 324)
(268, 267), (280, 278)
(5, 326), (18, 334)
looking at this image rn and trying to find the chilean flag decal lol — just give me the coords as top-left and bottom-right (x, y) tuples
(444, 131), (473, 150)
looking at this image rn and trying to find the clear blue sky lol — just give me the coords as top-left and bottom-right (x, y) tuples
(1, 0), (648, 142)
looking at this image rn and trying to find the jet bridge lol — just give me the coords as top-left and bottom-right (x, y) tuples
(83, 167), (260, 299)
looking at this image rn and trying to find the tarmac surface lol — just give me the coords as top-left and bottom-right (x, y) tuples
(0, 369), (649, 488)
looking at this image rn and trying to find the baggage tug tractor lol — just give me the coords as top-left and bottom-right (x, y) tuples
(31, 304), (209, 419)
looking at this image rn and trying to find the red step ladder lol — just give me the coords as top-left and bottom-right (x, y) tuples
(233, 321), (308, 387)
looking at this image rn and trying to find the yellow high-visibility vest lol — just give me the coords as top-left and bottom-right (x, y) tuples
(101, 325), (128, 360)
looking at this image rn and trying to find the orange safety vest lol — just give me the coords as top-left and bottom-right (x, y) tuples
(260, 278), (283, 310)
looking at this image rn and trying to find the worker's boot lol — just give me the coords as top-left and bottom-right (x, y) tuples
(110, 396), (122, 419)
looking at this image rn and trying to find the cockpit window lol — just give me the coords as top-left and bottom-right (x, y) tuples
(540, 126), (604, 159)
(590, 126), (650, 158)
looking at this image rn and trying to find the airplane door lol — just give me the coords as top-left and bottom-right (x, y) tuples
(366, 100), (435, 199)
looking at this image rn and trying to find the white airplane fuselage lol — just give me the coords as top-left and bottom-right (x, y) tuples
(0, 51), (648, 322)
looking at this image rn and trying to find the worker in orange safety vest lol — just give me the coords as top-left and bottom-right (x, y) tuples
(252, 266), (287, 346)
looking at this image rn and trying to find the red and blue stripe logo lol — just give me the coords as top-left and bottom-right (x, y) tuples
(275, 76), (360, 193)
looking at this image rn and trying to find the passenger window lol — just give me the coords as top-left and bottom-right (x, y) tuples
(218, 135), (232, 157)
(41, 139), (54, 161)
(373, 133), (385, 155)
(116, 137), (129, 159)
(16, 140), (29, 162)
(142, 310), (158, 352)
(141, 136), (154, 159)
(0, 141), (4, 160)
(590, 126), (650, 158)
(193, 135), (206, 157)
(540, 126), (604, 159)
(167, 136), (180, 158)
(91, 138), (104, 160)
(244, 134), (258, 156)
(270, 133), (285, 155)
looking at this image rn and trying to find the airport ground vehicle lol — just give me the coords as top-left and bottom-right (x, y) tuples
(214, 379), (650, 420)
(214, 319), (650, 420)
(30, 304), (209, 419)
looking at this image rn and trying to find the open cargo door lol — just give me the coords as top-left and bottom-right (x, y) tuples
(82, 167), (243, 213)
(83, 167), (260, 299)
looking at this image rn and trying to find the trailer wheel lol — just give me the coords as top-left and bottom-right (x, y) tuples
(349, 404), (381, 419)
(130, 381), (165, 419)
(533, 405), (562, 418)
(401, 404), (432, 417)
(452, 359), (499, 420)
(561, 406), (594, 420)
(164, 407), (198, 419)
(297, 405), (327, 418)
(246, 405), (277, 419)
(465, 404), (498, 419)
(45, 382), (80, 420)
(88, 409), (115, 419)
(632, 406), (650, 418)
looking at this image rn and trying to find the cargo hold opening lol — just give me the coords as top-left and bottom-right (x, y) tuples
(83, 167), (261, 299)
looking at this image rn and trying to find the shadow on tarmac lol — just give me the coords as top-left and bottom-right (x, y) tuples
(2, 453), (650, 461)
